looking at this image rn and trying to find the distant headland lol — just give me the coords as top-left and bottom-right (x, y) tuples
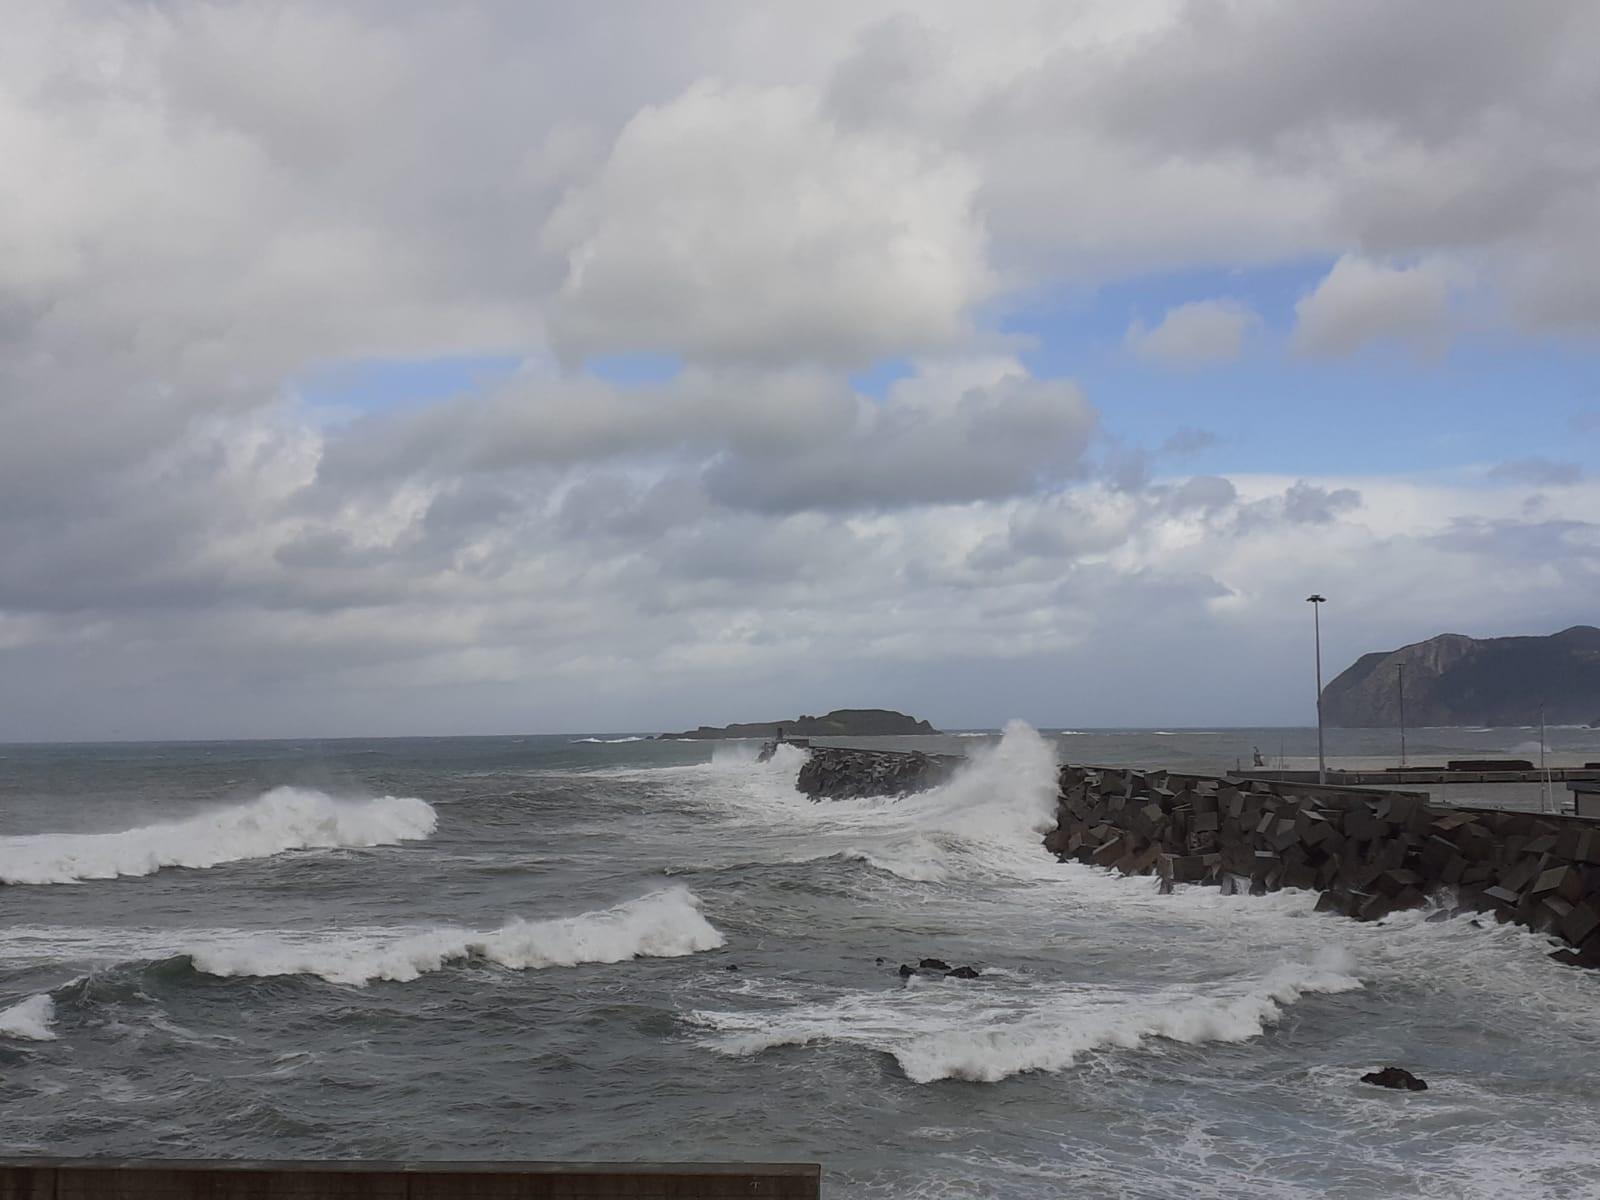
(1321, 625), (1600, 728)
(656, 708), (939, 740)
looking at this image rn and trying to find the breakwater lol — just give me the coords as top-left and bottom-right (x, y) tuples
(789, 745), (1600, 967)
(1048, 763), (1600, 966)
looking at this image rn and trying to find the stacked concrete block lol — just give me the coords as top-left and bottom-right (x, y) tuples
(1044, 763), (1600, 968)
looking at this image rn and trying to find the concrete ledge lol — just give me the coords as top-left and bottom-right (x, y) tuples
(0, 1160), (822, 1200)
(1233, 768), (1600, 785)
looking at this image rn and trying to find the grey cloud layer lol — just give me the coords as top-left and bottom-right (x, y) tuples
(4, 1), (1600, 736)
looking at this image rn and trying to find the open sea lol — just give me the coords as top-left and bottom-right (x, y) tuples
(4, 724), (1600, 1198)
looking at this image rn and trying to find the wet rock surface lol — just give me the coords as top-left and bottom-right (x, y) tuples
(797, 748), (964, 800)
(1361, 1066), (1429, 1091)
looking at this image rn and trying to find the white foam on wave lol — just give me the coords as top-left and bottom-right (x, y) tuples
(689, 949), (1361, 1084)
(0, 787), (437, 886)
(817, 722), (1062, 883)
(0, 994), (57, 1041)
(571, 736), (649, 743)
(648, 722), (1061, 885)
(186, 885), (723, 986)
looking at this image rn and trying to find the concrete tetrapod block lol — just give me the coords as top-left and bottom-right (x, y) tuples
(1157, 853), (1208, 884)
(1315, 888), (1349, 914)
(1091, 837), (1128, 868)
(1483, 885), (1522, 910)
(1283, 863), (1319, 891)
(1566, 903), (1600, 947)
(1376, 868), (1424, 898)
(1498, 858), (1540, 895)
(1529, 866), (1584, 902)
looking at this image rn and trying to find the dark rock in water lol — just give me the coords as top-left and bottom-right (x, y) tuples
(1549, 948), (1586, 967)
(898, 964), (917, 978)
(1360, 1066), (1428, 1091)
(919, 958), (952, 971)
(875, 956), (885, 965)
(724, 964), (739, 971)
(797, 747), (964, 801)
(945, 965), (981, 979)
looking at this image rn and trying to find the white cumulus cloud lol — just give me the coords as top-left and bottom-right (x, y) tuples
(1127, 300), (1260, 367)
(542, 81), (991, 367)
(1292, 256), (1457, 357)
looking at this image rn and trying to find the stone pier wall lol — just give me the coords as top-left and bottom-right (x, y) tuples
(1047, 763), (1600, 967)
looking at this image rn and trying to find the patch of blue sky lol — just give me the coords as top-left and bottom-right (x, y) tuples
(584, 351), (682, 386)
(1003, 261), (1600, 479)
(291, 353), (523, 423)
(850, 356), (916, 399)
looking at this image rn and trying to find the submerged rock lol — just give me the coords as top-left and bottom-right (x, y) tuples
(898, 964), (917, 978)
(918, 957), (952, 971)
(945, 965), (981, 979)
(1360, 1066), (1428, 1091)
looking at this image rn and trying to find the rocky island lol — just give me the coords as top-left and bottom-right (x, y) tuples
(656, 707), (939, 740)
(1321, 625), (1600, 728)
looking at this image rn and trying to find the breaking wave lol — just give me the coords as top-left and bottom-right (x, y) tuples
(186, 886), (723, 985)
(0, 995), (57, 1041)
(652, 721), (1061, 885)
(0, 787), (437, 886)
(571, 736), (649, 743)
(690, 951), (1362, 1084)
(807, 721), (1061, 883)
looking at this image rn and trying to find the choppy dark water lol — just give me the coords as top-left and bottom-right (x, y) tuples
(3, 726), (1600, 1198)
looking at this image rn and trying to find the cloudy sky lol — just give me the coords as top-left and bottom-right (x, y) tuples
(4, 1), (1599, 740)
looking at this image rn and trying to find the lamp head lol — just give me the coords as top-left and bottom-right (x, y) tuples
(1306, 594), (1326, 604)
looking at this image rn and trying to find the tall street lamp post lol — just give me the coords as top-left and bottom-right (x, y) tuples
(1307, 594), (1327, 784)
(1397, 662), (1407, 769)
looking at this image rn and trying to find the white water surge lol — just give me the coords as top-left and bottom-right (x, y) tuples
(691, 951), (1362, 1083)
(665, 720), (1063, 885)
(186, 886), (723, 985)
(0, 994), (57, 1041)
(0, 787), (437, 886)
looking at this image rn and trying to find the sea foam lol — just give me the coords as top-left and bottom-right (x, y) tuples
(186, 885), (723, 985)
(0, 787), (437, 886)
(0, 994), (57, 1041)
(811, 721), (1062, 884)
(691, 952), (1362, 1084)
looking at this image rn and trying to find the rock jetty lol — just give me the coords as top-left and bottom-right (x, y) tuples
(1046, 763), (1600, 966)
(797, 747), (963, 800)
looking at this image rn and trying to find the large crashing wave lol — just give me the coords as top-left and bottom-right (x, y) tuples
(690, 951), (1361, 1084)
(804, 720), (1061, 884)
(0, 787), (438, 886)
(186, 885), (723, 986)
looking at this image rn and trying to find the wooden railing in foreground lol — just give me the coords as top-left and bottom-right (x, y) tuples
(0, 1160), (822, 1200)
